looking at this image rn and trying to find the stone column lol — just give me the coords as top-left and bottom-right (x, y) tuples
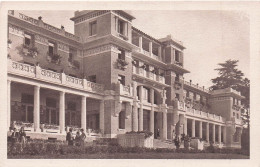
(132, 82), (138, 131)
(139, 36), (142, 49)
(149, 41), (153, 56)
(7, 80), (11, 127)
(223, 126), (227, 144)
(199, 121), (203, 138)
(115, 16), (118, 32)
(132, 103), (138, 132)
(81, 96), (87, 132)
(33, 86), (40, 132)
(206, 122), (209, 142)
(162, 109), (167, 140)
(99, 100), (104, 134)
(218, 125), (222, 143)
(183, 117), (187, 135)
(192, 119), (195, 137)
(150, 89), (154, 135)
(59, 91), (65, 134)
(138, 86), (143, 131)
(212, 124), (215, 143)
(158, 46), (162, 59)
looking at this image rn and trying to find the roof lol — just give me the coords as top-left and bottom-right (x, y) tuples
(71, 10), (136, 22)
(159, 35), (186, 50)
(132, 26), (162, 45)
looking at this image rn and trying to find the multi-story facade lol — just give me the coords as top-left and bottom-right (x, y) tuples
(7, 10), (244, 148)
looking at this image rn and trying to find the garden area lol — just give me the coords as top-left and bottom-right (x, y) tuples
(8, 138), (249, 159)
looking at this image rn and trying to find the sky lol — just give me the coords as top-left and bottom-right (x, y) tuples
(18, 10), (250, 88)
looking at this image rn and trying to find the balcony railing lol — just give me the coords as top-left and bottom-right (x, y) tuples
(8, 60), (104, 93)
(183, 80), (210, 93)
(133, 66), (165, 84)
(176, 101), (225, 123)
(8, 11), (80, 41)
(211, 88), (241, 96)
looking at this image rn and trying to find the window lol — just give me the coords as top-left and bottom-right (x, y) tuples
(119, 110), (125, 129)
(46, 98), (56, 108)
(21, 94), (34, 104)
(233, 112), (236, 117)
(67, 102), (76, 111)
(118, 19), (125, 35)
(176, 74), (180, 82)
(118, 75), (125, 85)
(143, 87), (149, 102)
(89, 21), (97, 36)
(237, 113), (239, 119)
(118, 49), (125, 60)
(24, 33), (32, 46)
(88, 75), (96, 83)
(176, 93), (180, 101)
(175, 50), (180, 62)
(68, 48), (75, 62)
(48, 42), (55, 56)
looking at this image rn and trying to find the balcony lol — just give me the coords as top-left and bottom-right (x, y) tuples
(183, 80), (210, 93)
(132, 66), (165, 85)
(133, 48), (162, 63)
(8, 59), (104, 93)
(176, 101), (225, 123)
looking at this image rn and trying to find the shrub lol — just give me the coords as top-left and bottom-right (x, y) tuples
(24, 142), (46, 155)
(46, 143), (61, 154)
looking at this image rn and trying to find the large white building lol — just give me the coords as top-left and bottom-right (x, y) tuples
(7, 10), (244, 148)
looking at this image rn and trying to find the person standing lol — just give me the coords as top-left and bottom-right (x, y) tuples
(11, 128), (19, 144)
(75, 130), (81, 146)
(66, 128), (74, 146)
(80, 128), (86, 147)
(19, 127), (26, 151)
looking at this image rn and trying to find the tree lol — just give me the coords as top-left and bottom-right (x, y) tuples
(210, 59), (250, 126)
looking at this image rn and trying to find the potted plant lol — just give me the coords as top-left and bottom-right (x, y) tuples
(117, 59), (128, 70)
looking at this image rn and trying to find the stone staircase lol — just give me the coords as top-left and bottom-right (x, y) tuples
(153, 139), (176, 149)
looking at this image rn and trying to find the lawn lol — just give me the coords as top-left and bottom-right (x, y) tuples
(9, 152), (249, 159)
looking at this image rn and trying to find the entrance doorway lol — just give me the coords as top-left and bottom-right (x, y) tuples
(154, 112), (162, 139)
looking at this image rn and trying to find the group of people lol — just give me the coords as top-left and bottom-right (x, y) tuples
(8, 127), (27, 152)
(9, 127), (27, 144)
(66, 128), (86, 146)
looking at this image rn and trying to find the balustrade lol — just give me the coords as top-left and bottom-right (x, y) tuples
(176, 100), (225, 123)
(66, 75), (83, 87)
(8, 60), (104, 93)
(9, 11), (80, 41)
